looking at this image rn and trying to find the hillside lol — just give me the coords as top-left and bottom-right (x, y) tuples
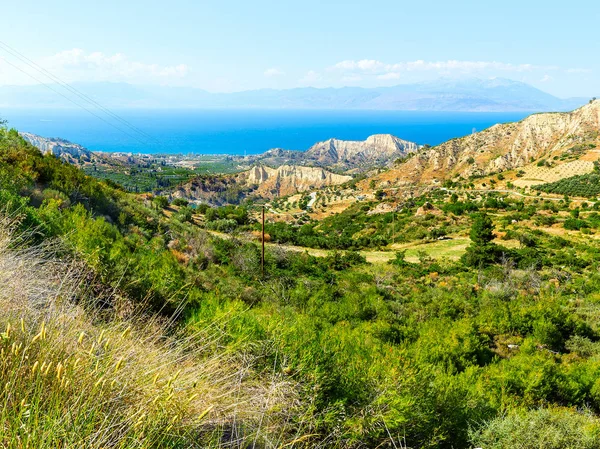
(168, 134), (417, 204)
(7, 121), (600, 447)
(303, 134), (419, 170)
(20, 132), (93, 162)
(244, 164), (351, 196)
(243, 133), (419, 172)
(171, 164), (351, 204)
(368, 99), (600, 189)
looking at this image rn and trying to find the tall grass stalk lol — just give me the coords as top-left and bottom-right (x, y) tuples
(0, 215), (300, 448)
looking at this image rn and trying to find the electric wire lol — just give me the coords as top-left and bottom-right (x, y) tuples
(0, 40), (158, 144)
(0, 55), (151, 147)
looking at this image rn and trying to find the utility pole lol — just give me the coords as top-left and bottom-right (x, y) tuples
(392, 208), (395, 246)
(261, 205), (265, 278)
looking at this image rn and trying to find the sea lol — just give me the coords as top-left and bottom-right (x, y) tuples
(1, 109), (529, 155)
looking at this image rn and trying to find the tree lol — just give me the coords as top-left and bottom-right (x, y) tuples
(172, 198), (189, 207)
(470, 213), (495, 245)
(175, 206), (194, 223)
(153, 195), (169, 209)
(462, 213), (503, 267)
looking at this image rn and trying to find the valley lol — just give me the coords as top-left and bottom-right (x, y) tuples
(3, 100), (600, 448)
(4, 0), (600, 446)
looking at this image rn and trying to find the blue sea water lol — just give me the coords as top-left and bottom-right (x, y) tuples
(1, 109), (529, 155)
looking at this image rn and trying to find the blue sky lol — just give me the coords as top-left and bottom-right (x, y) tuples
(0, 0), (598, 97)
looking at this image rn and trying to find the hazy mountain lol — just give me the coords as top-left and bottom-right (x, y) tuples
(0, 78), (589, 112)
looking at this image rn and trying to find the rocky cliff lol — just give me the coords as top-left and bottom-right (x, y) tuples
(368, 100), (600, 188)
(243, 134), (419, 172)
(20, 132), (93, 162)
(304, 134), (419, 170)
(172, 164), (351, 204)
(242, 164), (351, 196)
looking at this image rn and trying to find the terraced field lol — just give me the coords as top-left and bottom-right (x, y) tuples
(513, 160), (596, 188)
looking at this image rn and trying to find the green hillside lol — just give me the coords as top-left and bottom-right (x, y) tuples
(4, 124), (600, 448)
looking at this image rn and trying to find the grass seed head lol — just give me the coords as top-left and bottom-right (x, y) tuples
(56, 362), (63, 380)
(114, 357), (124, 371)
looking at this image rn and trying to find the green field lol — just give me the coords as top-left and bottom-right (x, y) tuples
(84, 157), (241, 192)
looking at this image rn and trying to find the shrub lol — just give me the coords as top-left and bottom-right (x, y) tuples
(172, 197), (189, 207)
(0, 218), (293, 447)
(469, 407), (600, 449)
(205, 218), (238, 232)
(153, 195), (169, 209)
(175, 205), (194, 223)
(564, 218), (589, 230)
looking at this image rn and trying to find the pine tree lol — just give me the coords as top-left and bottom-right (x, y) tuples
(470, 213), (494, 245)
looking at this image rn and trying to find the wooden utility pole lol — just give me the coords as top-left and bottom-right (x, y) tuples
(261, 205), (265, 278)
(392, 208), (395, 246)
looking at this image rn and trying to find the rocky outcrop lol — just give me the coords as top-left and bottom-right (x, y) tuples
(20, 132), (93, 161)
(241, 165), (351, 196)
(242, 134), (420, 172)
(415, 202), (443, 217)
(304, 134), (419, 170)
(369, 100), (600, 187)
(173, 164), (351, 205)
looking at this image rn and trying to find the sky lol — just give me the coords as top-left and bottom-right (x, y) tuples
(0, 0), (598, 98)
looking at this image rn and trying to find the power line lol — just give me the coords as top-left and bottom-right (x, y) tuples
(0, 55), (150, 147)
(0, 41), (158, 145)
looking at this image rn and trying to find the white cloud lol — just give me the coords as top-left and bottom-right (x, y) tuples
(0, 48), (189, 86)
(329, 59), (557, 76)
(264, 67), (285, 77)
(43, 49), (189, 82)
(299, 70), (321, 85)
(566, 68), (591, 74)
(540, 74), (552, 82)
(377, 72), (401, 80)
(332, 59), (387, 72)
(341, 75), (363, 83)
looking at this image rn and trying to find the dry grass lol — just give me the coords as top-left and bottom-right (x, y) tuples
(0, 216), (299, 448)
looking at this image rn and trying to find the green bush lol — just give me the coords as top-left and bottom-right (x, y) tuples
(470, 407), (600, 449)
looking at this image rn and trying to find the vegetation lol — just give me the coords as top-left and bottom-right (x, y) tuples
(461, 212), (505, 267)
(535, 172), (600, 198)
(5, 125), (600, 447)
(0, 219), (269, 447)
(83, 155), (240, 193)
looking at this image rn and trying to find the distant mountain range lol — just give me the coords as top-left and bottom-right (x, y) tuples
(0, 78), (590, 112)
